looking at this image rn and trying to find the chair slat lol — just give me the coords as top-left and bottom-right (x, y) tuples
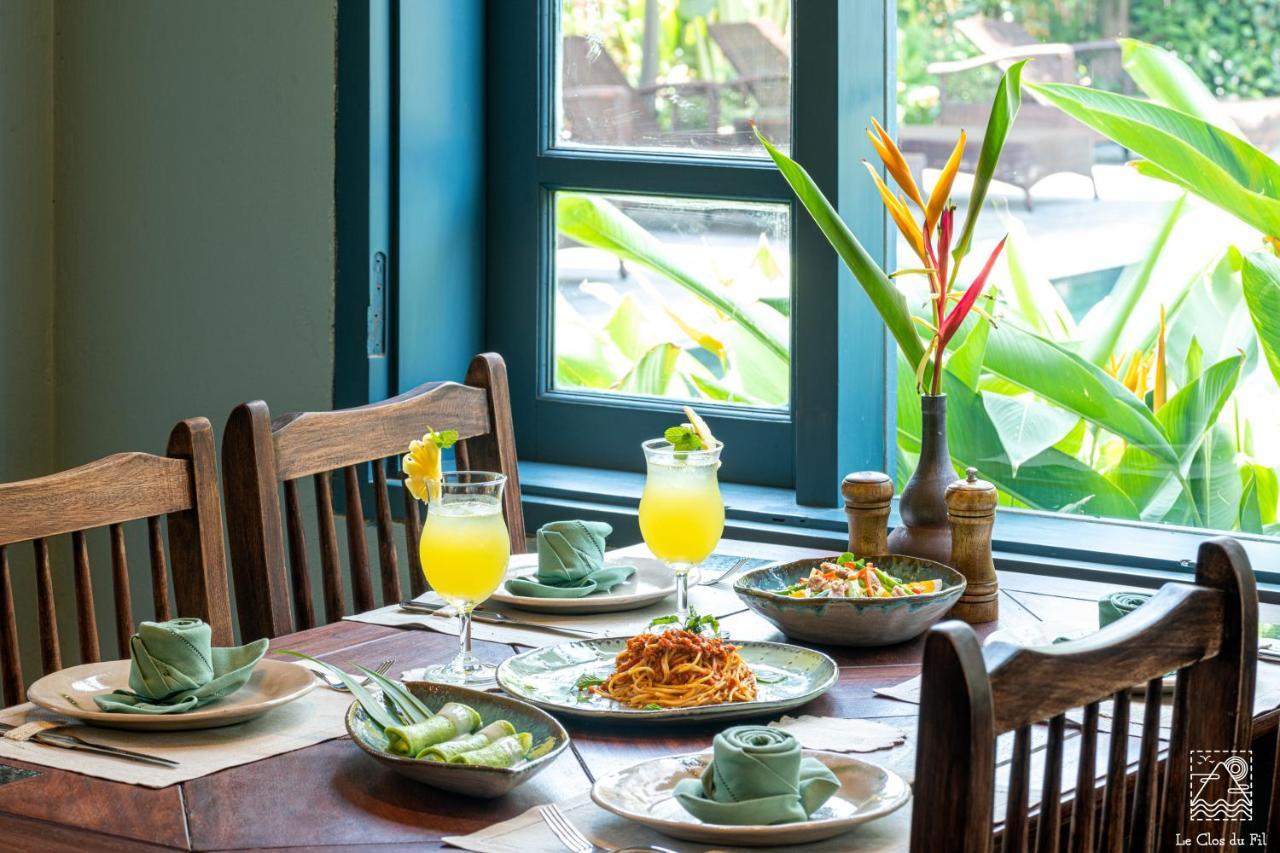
(147, 516), (172, 622)
(343, 466), (374, 614)
(372, 463), (401, 605)
(33, 538), (59, 673)
(1035, 714), (1066, 853)
(1004, 725), (1033, 853)
(1069, 701), (1100, 853)
(1099, 691), (1130, 853)
(1128, 678), (1164, 853)
(0, 546), (23, 706)
(314, 473), (344, 622)
(283, 479), (316, 630)
(109, 524), (133, 658)
(71, 530), (100, 663)
(403, 486), (425, 598)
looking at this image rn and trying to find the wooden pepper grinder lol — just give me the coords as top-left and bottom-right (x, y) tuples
(841, 471), (893, 558)
(945, 467), (998, 623)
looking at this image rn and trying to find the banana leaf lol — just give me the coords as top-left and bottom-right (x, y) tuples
(980, 390), (1080, 476)
(999, 219), (1074, 341)
(556, 193), (789, 363)
(1176, 424), (1244, 530)
(1119, 39), (1245, 136)
(756, 129), (925, 368)
(952, 61), (1027, 272)
(1239, 462), (1279, 533)
(1242, 250), (1280, 388)
(1027, 82), (1280, 239)
(945, 308), (990, 391)
(615, 343), (681, 396)
(982, 321), (1178, 466)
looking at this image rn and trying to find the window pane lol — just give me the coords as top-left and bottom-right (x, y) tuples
(894, 4), (1280, 536)
(557, 0), (791, 155)
(552, 191), (790, 409)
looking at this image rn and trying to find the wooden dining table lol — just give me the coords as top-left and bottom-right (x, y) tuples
(0, 539), (1275, 851)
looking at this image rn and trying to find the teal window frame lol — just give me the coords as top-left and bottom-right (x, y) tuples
(485, 0), (896, 505)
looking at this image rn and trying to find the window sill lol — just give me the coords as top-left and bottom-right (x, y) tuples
(519, 461), (1280, 603)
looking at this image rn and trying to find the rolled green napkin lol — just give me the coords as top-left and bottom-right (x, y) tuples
(453, 732), (533, 767)
(672, 726), (840, 826)
(419, 720), (516, 761)
(1099, 592), (1152, 628)
(503, 520), (636, 599)
(93, 619), (268, 715)
(385, 702), (481, 755)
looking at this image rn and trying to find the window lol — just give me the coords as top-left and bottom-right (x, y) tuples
(487, 1), (895, 498)
(896, 2), (1280, 540)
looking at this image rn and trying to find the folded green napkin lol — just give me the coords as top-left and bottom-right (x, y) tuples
(503, 520), (636, 598)
(93, 619), (268, 715)
(1099, 592), (1153, 628)
(673, 726), (841, 826)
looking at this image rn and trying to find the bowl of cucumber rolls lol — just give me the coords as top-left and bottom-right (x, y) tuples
(315, 657), (568, 797)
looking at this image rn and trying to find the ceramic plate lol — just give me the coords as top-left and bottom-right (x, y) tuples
(496, 638), (837, 722)
(490, 555), (676, 614)
(26, 659), (316, 731)
(346, 681), (570, 798)
(591, 749), (910, 846)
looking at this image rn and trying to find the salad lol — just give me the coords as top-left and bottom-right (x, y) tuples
(779, 553), (942, 599)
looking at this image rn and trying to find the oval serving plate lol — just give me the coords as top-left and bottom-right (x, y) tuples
(26, 659), (315, 731)
(591, 749), (910, 846)
(490, 555), (675, 615)
(496, 638), (837, 723)
(346, 681), (570, 798)
(734, 554), (965, 647)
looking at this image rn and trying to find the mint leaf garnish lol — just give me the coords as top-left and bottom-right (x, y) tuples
(430, 429), (459, 449)
(664, 425), (704, 451)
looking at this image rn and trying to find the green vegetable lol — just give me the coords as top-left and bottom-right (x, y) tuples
(649, 608), (720, 635)
(574, 673), (606, 692)
(453, 733), (534, 768)
(419, 720), (516, 762)
(642, 703), (662, 710)
(873, 568), (899, 590)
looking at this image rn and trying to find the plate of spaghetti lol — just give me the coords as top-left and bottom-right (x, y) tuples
(495, 614), (837, 722)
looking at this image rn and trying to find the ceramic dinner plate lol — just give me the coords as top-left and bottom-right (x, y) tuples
(490, 555), (676, 614)
(26, 659), (316, 731)
(591, 749), (910, 846)
(496, 638), (837, 722)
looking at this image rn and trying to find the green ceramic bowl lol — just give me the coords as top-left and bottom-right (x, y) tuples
(734, 554), (966, 647)
(345, 681), (569, 798)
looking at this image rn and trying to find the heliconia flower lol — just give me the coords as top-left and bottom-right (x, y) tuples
(925, 131), (966, 234)
(1154, 304), (1167, 411)
(1108, 351), (1153, 397)
(934, 206), (955, 295)
(937, 236), (1006, 349)
(863, 161), (926, 262)
(867, 117), (926, 210)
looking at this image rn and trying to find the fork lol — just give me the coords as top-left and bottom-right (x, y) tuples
(695, 556), (750, 586)
(538, 803), (675, 853)
(308, 659), (394, 691)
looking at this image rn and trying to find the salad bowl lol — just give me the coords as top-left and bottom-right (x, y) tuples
(345, 681), (570, 798)
(734, 554), (965, 646)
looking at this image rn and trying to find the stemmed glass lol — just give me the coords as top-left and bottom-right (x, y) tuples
(417, 471), (510, 684)
(638, 438), (725, 620)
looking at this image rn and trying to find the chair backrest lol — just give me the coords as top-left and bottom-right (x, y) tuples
(911, 537), (1257, 853)
(222, 352), (525, 641)
(707, 20), (790, 108)
(0, 418), (232, 706)
(954, 16), (1076, 85)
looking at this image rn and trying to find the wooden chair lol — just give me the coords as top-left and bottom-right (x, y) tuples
(222, 352), (524, 641)
(0, 418), (232, 707)
(912, 537), (1257, 852)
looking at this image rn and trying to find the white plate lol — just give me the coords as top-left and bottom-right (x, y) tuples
(490, 555), (676, 614)
(26, 659), (316, 731)
(591, 749), (911, 846)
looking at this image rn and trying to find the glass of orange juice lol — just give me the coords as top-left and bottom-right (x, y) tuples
(638, 438), (725, 620)
(418, 471), (510, 685)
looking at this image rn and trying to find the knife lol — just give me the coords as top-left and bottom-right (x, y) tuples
(0, 722), (179, 768)
(397, 600), (598, 638)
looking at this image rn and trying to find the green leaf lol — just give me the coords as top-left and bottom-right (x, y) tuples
(718, 313), (789, 405)
(1242, 250), (1280, 388)
(1080, 194), (1188, 366)
(980, 391), (1081, 475)
(1119, 39), (1246, 136)
(615, 343), (681, 397)
(945, 308), (989, 391)
(553, 293), (624, 389)
(1027, 82), (1280, 238)
(664, 425), (703, 451)
(1166, 251), (1257, 374)
(1000, 219), (1075, 341)
(953, 61), (1027, 270)
(1184, 336), (1204, 384)
(1240, 463), (1280, 533)
(603, 294), (653, 361)
(1183, 424), (1243, 530)
(556, 193), (789, 363)
(756, 128), (924, 368)
(357, 665), (433, 724)
(276, 651), (399, 730)
(982, 321), (1179, 467)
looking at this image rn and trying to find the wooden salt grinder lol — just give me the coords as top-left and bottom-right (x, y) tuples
(841, 471), (893, 558)
(945, 467), (998, 623)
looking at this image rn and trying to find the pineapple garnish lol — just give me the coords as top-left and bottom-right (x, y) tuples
(402, 427), (458, 502)
(663, 406), (717, 451)
(682, 406), (716, 447)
